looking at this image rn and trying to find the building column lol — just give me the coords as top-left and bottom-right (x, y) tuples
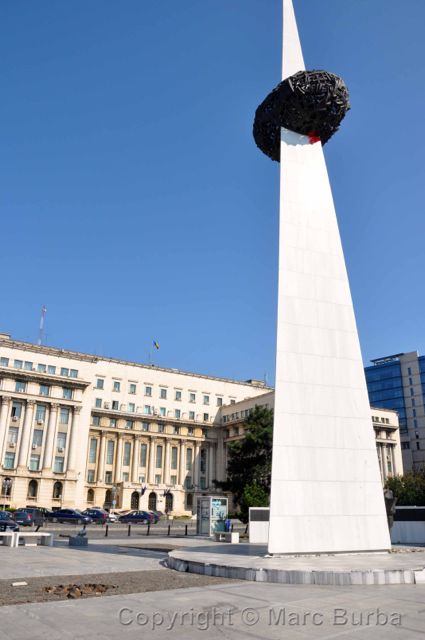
(193, 442), (201, 489)
(164, 440), (171, 485)
(148, 437), (156, 484)
(43, 403), (59, 470)
(0, 396), (11, 460)
(131, 438), (139, 483)
(208, 444), (215, 488)
(216, 431), (225, 482)
(97, 434), (107, 482)
(67, 406), (81, 474)
(17, 400), (35, 468)
(178, 440), (186, 486)
(115, 436), (123, 483)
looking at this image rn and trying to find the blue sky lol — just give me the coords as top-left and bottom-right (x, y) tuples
(1, 0), (424, 383)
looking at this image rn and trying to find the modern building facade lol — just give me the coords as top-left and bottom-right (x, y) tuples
(221, 393), (403, 487)
(0, 333), (269, 514)
(365, 352), (425, 472)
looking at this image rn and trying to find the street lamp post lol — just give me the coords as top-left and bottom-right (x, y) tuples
(111, 484), (117, 513)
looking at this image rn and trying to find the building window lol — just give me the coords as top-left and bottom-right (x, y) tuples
(401, 442), (410, 450)
(185, 476), (192, 489)
(14, 360), (23, 369)
(29, 455), (40, 471)
(200, 477), (207, 490)
(8, 427), (18, 445)
(175, 409), (181, 419)
(126, 420), (134, 429)
(113, 381), (121, 392)
(203, 395), (210, 405)
(189, 393), (196, 403)
(105, 471), (113, 483)
(203, 413), (209, 422)
(35, 404), (46, 422)
(0, 357), (9, 367)
(216, 397), (223, 407)
(60, 407), (70, 424)
(60, 367), (69, 377)
(122, 472), (129, 482)
(139, 474), (146, 483)
(54, 457), (64, 473)
(160, 388), (167, 399)
(95, 398), (102, 408)
(189, 411), (195, 421)
(175, 390), (182, 401)
(47, 365), (56, 375)
(408, 367), (412, 376)
(57, 432), (67, 450)
(412, 399), (416, 406)
(140, 444), (147, 467)
(123, 442), (131, 466)
(157, 423), (165, 433)
(159, 407), (166, 417)
(156, 445), (163, 468)
(171, 446), (178, 470)
(4, 452), (15, 469)
(145, 386), (152, 397)
(62, 388), (73, 400)
(11, 401), (22, 418)
(110, 418), (117, 427)
(89, 439), (97, 463)
(142, 422), (149, 432)
(417, 442), (421, 450)
(144, 405), (152, 415)
(24, 361), (33, 371)
(32, 429), (43, 447)
(92, 416), (100, 426)
(414, 419), (418, 428)
(170, 475), (177, 486)
(155, 474), (162, 485)
(188, 427), (194, 435)
(70, 369), (78, 378)
(87, 469), (95, 482)
(39, 384), (50, 397)
(28, 479), (38, 498)
(15, 381), (26, 393)
(413, 409), (417, 417)
(128, 403), (135, 413)
(129, 383), (137, 394)
(110, 400), (118, 410)
(173, 426), (179, 435)
(106, 441), (115, 464)
(186, 448), (193, 471)
(230, 399), (236, 405)
(200, 448), (207, 474)
(96, 378), (104, 390)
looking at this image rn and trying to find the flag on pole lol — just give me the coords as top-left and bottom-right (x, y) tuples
(153, 340), (160, 350)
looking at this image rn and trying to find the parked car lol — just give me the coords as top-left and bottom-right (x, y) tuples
(82, 508), (108, 524)
(106, 512), (118, 523)
(0, 510), (19, 532)
(14, 508), (51, 526)
(148, 511), (160, 524)
(48, 509), (92, 525)
(118, 510), (153, 524)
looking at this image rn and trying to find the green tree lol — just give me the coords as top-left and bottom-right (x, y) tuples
(386, 470), (425, 506)
(216, 405), (273, 522)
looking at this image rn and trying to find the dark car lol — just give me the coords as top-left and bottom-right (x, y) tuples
(48, 509), (92, 525)
(14, 508), (50, 526)
(0, 510), (19, 532)
(82, 508), (108, 524)
(118, 510), (153, 524)
(148, 511), (160, 524)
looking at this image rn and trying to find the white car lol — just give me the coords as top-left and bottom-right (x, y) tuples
(107, 512), (118, 523)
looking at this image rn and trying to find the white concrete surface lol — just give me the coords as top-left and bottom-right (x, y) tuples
(268, 0), (390, 554)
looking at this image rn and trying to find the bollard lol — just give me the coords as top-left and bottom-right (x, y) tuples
(105, 524), (109, 537)
(128, 524), (131, 537)
(244, 524), (248, 535)
(185, 524), (188, 536)
(146, 523), (150, 536)
(167, 525), (171, 536)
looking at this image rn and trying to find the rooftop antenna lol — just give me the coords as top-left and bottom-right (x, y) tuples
(38, 305), (47, 345)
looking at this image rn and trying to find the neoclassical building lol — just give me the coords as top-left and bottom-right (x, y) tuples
(0, 333), (269, 514)
(0, 332), (403, 514)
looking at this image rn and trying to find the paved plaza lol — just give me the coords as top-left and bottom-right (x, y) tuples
(0, 537), (424, 638)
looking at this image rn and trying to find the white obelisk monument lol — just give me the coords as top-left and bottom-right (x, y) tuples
(268, 0), (391, 554)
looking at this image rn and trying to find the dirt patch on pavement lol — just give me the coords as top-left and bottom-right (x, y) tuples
(0, 570), (235, 606)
